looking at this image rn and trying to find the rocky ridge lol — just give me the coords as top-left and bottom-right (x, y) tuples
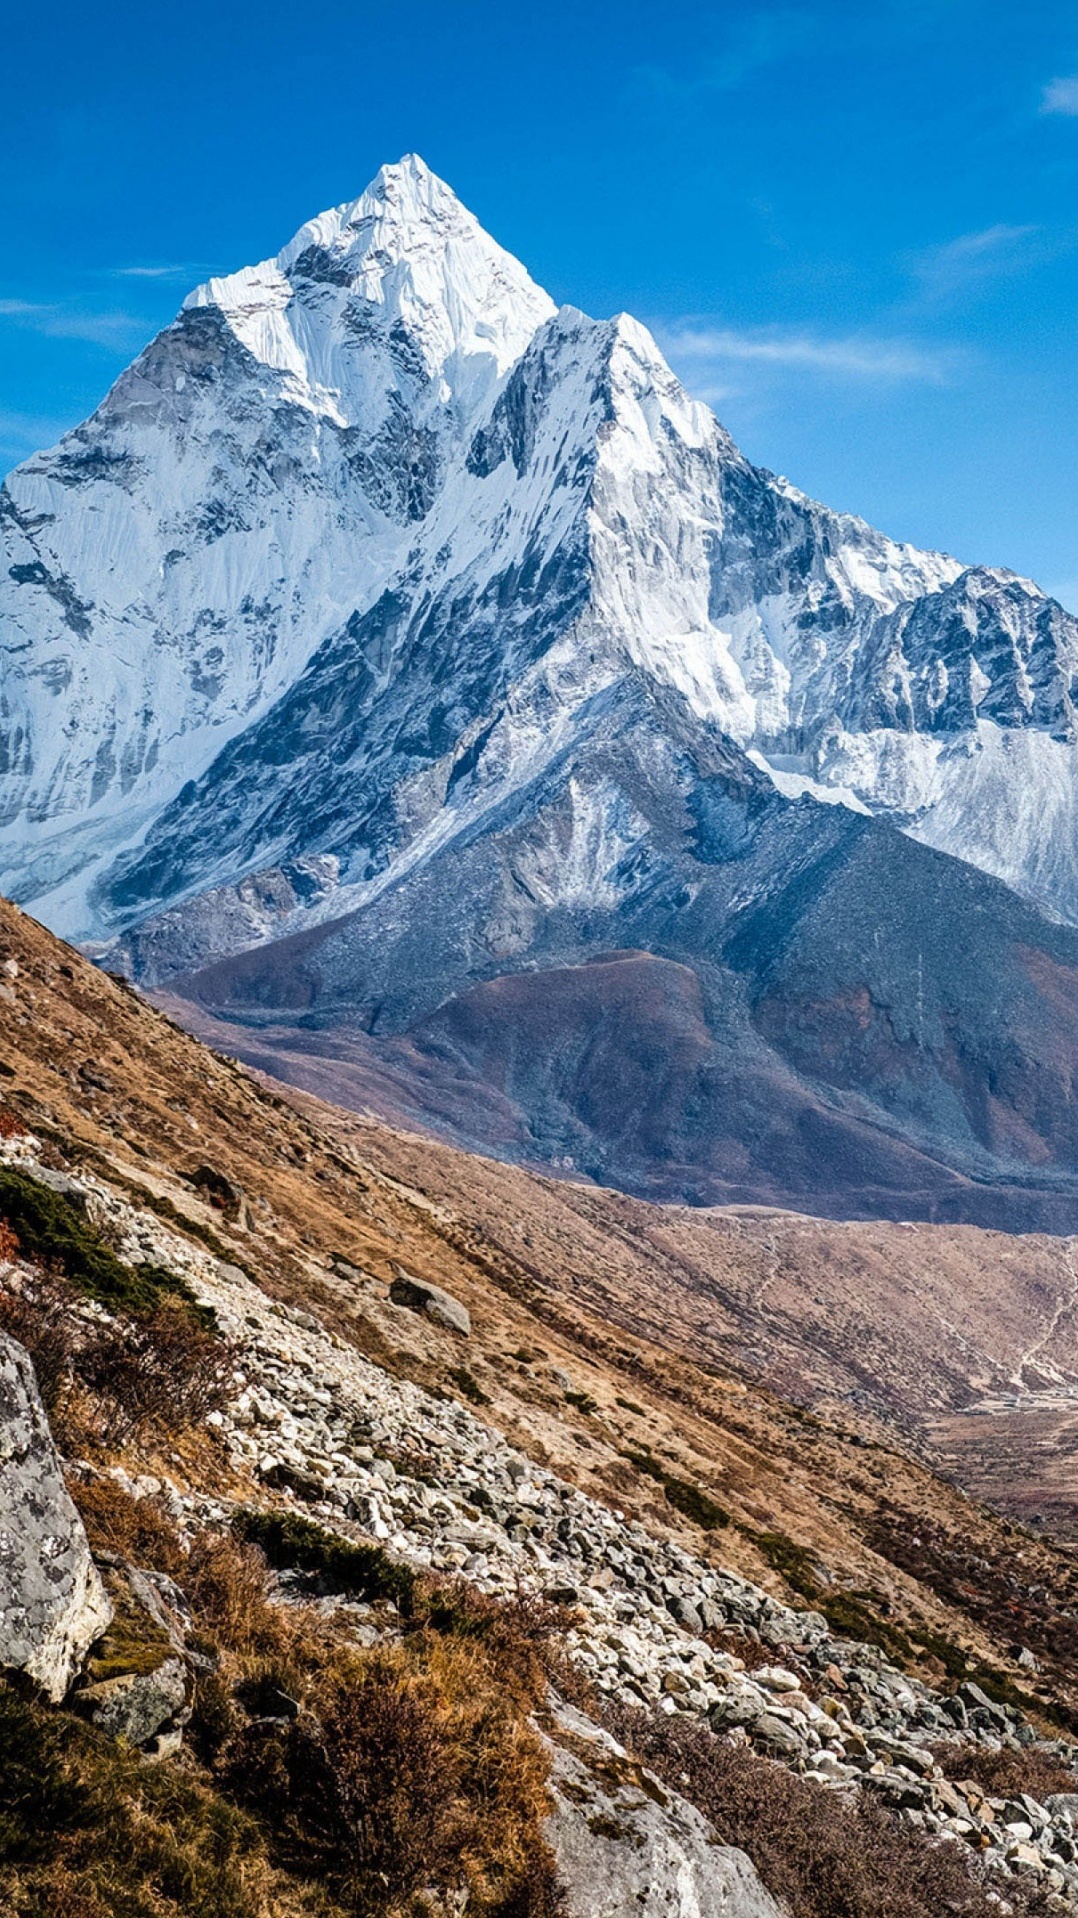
(4, 1126), (1078, 1904)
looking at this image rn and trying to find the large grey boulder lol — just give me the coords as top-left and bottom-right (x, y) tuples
(543, 1701), (785, 1917)
(389, 1271), (471, 1337)
(0, 1330), (112, 1699)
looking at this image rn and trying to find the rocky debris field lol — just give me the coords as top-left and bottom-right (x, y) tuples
(4, 1130), (1078, 1909)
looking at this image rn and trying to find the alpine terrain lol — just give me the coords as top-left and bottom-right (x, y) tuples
(5, 155), (1078, 1220)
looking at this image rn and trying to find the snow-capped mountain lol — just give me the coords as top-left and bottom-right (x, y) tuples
(4, 153), (1078, 956)
(8, 157), (1078, 1222)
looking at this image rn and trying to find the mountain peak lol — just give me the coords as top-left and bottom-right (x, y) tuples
(183, 155), (554, 394)
(276, 152), (473, 271)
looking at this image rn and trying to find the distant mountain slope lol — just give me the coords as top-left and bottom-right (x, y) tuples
(165, 680), (1078, 1227)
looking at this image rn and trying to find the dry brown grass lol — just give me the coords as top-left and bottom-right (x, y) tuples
(185, 1532), (566, 1914)
(0, 1678), (336, 1918)
(59, 1477), (566, 1917)
(217, 1639), (560, 1916)
(933, 1740), (1078, 1801)
(79, 1302), (235, 1443)
(72, 1471), (188, 1576)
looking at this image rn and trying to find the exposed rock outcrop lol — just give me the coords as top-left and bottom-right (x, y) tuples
(389, 1270), (472, 1336)
(0, 1329), (111, 1699)
(74, 1655), (187, 1747)
(544, 1700), (785, 1918)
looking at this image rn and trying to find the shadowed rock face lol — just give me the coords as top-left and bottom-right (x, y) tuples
(0, 1330), (111, 1699)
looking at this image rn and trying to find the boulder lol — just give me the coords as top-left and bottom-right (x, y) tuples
(0, 1330), (112, 1699)
(389, 1272), (471, 1337)
(542, 1700), (784, 1917)
(74, 1656), (187, 1746)
(187, 1163), (248, 1227)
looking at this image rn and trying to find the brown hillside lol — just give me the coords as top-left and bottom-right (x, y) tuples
(2, 894), (1078, 1728)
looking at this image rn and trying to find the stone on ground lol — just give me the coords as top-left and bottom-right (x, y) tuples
(0, 1329), (112, 1699)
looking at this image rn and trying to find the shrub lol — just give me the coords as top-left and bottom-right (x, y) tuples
(933, 1740), (1077, 1800)
(291, 1658), (462, 1902)
(0, 1272), (77, 1412)
(221, 1638), (559, 1917)
(0, 1675), (309, 1917)
(602, 1703), (1057, 1918)
(233, 1508), (418, 1615)
(751, 1530), (918, 1662)
(449, 1363), (491, 1405)
(624, 1449), (730, 1530)
(0, 1167), (208, 1322)
(79, 1305), (233, 1443)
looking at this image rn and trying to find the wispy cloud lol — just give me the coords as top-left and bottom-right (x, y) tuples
(106, 262), (206, 282)
(0, 298), (146, 349)
(628, 8), (810, 105)
(910, 223), (1042, 300)
(661, 323), (957, 384)
(1042, 74), (1078, 115)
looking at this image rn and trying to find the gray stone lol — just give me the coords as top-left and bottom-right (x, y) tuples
(754, 1712), (808, 1757)
(389, 1272), (471, 1337)
(142, 1726), (185, 1763)
(0, 1330), (112, 1699)
(75, 1656), (187, 1746)
(543, 1700), (785, 1917)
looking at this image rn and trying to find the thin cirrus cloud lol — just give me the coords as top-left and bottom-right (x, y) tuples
(661, 323), (957, 387)
(1042, 75), (1078, 115)
(909, 223), (1045, 301)
(106, 262), (209, 281)
(0, 297), (147, 349)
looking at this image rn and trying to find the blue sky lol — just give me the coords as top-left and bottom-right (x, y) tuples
(3, 0), (1078, 604)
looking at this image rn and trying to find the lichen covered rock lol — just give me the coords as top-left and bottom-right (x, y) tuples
(0, 1330), (112, 1698)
